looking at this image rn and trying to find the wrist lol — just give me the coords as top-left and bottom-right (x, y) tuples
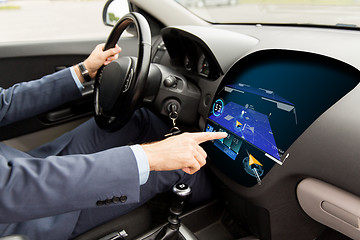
(83, 60), (97, 79)
(141, 144), (157, 171)
(73, 64), (85, 83)
(78, 62), (92, 82)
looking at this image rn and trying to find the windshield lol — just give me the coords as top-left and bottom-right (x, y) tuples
(175, 0), (360, 28)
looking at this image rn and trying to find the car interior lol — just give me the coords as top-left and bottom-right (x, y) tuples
(1, 0), (360, 239)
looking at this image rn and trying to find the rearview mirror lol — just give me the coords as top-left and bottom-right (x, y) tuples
(102, 0), (130, 27)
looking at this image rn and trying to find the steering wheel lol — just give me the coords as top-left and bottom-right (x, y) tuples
(94, 12), (152, 131)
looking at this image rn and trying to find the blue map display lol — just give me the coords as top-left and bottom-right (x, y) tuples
(209, 101), (281, 160)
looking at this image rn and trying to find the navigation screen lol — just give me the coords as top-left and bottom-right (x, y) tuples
(203, 51), (358, 186)
(209, 101), (280, 161)
(206, 83), (296, 165)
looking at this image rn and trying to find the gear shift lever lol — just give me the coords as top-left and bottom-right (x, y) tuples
(137, 183), (197, 240)
(167, 183), (192, 230)
(154, 183), (192, 240)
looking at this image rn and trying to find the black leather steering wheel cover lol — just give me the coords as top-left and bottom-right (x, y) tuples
(94, 12), (152, 131)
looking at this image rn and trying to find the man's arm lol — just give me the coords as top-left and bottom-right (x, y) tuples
(0, 132), (226, 223)
(0, 44), (121, 126)
(0, 145), (140, 223)
(0, 69), (82, 126)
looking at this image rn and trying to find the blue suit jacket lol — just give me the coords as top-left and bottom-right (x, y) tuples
(0, 69), (141, 239)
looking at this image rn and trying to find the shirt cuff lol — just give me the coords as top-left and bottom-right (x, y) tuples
(70, 66), (85, 92)
(130, 144), (150, 185)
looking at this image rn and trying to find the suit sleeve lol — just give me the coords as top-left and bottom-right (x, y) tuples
(0, 145), (140, 223)
(0, 68), (82, 126)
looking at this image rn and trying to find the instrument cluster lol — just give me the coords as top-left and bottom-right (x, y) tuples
(161, 27), (222, 81)
(183, 52), (211, 78)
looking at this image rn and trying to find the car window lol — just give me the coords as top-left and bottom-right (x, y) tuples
(0, 0), (120, 43)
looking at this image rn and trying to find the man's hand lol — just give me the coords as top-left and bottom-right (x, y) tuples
(74, 43), (122, 82)
(84, 43), (121, 78)
(141, 132), (227, 175)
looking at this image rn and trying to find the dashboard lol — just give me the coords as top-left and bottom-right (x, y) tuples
(160, 26), (360, 187)
(156, 24), (360, 239)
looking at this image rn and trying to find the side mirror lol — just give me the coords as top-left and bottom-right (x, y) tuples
(102, 0), (130, 27)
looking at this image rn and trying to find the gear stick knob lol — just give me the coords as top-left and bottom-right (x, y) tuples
(173, 183), (192, 197)
(170, 183), (192, 215)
